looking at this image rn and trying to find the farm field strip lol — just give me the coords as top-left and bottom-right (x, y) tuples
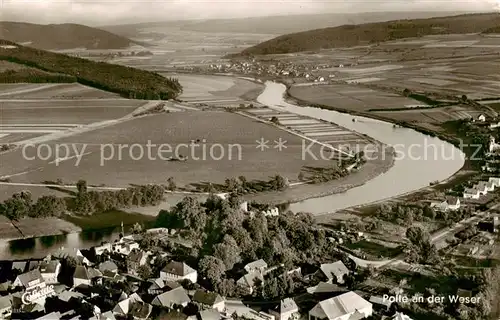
(305, 131), (354, 137)
(0, 84), (63, 97)
(279, 119), (320, 125)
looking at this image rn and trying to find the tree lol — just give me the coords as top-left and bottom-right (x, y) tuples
(199, 256), (226, 284)
(137, 264), (152, 279)
(270, 116), (280, 125)
(131, 222), (143, 234)
(167, 177), (176, 191)
(403, 88), (411, 97)
(214, 235), (241, 270)
(298, 171), (305, 181)
(76, 179), (88, 195)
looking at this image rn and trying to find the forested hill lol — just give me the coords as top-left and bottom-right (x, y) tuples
(233, 12), (500, 56)
(0, 21), (136, 50)
(0, 40), (182, 100)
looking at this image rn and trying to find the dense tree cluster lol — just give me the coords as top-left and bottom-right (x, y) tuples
(0, 68), (77, 83)
(155, 194), (338, 296)
(376, 203), (473, 226)
(217, 175), (289, 194)
(72, 180), (165, 215)
(405, 226), (438, 264)
(0, 191), (67, 220)
(0, 40), (183, 99)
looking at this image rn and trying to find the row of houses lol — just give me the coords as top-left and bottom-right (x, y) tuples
(463, 177), (500, 199)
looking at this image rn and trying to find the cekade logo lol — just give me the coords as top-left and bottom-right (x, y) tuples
(22, 285), (55, 304)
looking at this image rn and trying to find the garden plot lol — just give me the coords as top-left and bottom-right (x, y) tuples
(0, 83), (122, 99)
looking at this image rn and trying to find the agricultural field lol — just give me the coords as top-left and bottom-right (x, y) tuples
(0, 83), (122, 99)
(0, 83), (150, 144)
(0, 111), (334, 189)
(289, 83), (422, 112)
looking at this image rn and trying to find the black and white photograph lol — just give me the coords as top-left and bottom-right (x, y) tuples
(0, 0), (500, 319)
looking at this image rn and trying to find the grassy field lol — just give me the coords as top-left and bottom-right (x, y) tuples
(1, 111), (333, 188)
(345, 239), (402, 259)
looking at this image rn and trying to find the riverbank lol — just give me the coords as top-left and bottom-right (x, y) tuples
(282, 83), (471, 210)
(0, 216), (81, 242)
(245, 145), (394, 205)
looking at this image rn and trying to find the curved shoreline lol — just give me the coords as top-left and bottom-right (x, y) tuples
(256, 80), (465, 214)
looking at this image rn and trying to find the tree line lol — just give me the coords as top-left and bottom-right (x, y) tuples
(0, 180), (165, 220)
(0, 40), (183, 100)
(0, 69), (77, 83)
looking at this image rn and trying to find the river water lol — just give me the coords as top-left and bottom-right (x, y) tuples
(257, 81), (465, 214)
(0, 79), (465, 260)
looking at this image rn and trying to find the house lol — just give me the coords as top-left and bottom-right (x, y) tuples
(489, 177), (500, 187)
(463, 188), (480, 199)
(148, 278), (181, 295)
(113, 293), (152, 320)
(237, 271), (264, 295)
(73, 265), (91, 287)
(320, 261), (349, 284)
(94, 242), (113, 256)
(393, 312), (414, 320)
(269, 298), (299, 320)
(160, 261), (197, 283)
(152, 287), (191, 309)
(192, 290), (225, 312)
(127, 249), (148, 275)
(55, 247), (91, 266)
(99, 260), (118, 274)
(262, 208), (279, 217)
(113, 237), (140, 256)
(369, 295), (392, 312)
(445, 196), (460, 210)
(489, 136), (500, 153)
(478, 114), (486, 122)
(475, 182), (489, 195)
(13, 269), (45, 290)
(309, 291), (372, 320)
(198, 308), (221, 320)
(244, 259), (268, 274)
(39, 260), (61, 284)
(90, 311), (116, 320)
(0, 294), (12, 319)
(431, 196), (461, 211)
(489, 121), (500, 129)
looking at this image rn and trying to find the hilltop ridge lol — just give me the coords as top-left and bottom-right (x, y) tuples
(0, 21), (136, 50)
(232, 12), (500, 56)
(0, 40), (182, 99)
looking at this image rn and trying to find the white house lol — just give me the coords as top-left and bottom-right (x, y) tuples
(309, 291), (372, 320)
(262, 208), (279, 217)
(113, 237), (140, 256)
(393, 312), (414, 320)
(39, 260), (61, 284)
(160, 261), (197, 283)
(489, 136), (500, 153)
(489, 177), (500, 187)
(463, 188), (480, 199)
(113, 293), (152, 320)
(320, 261), (350, 284)
(94, 243), (113, 256)
(269, 298), (299, 320)
(0, 294), (12, 319)
(478, 114), (486, 122)
(244, 259), (268, 274)
(475, 182), (489, 195)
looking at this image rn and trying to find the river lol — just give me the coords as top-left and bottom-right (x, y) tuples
(257, 81), (465, 214)
(0, 79), (465, 260)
